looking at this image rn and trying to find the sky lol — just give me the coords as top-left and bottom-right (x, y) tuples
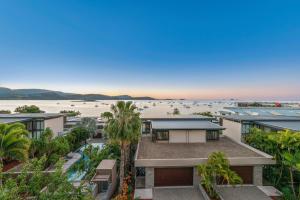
(0, 0), (300, 100)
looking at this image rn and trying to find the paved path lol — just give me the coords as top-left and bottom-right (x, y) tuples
(153, 187), (205, 200)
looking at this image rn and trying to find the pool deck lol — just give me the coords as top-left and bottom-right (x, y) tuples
(62, 152), (81, 173)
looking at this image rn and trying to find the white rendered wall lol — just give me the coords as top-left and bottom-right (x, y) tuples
(169, 130), (206, 143)
(222, 119), (242, 142)
(44, 116), (64, 138)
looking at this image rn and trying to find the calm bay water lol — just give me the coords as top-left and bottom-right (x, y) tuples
(0, 100), (235, 117)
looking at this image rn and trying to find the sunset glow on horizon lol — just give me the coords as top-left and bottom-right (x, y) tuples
(0, 1), (299, 100)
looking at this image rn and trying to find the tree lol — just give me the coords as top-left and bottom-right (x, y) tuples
(173, 108), (180, 115)
(197, 152), (242, 198)
(15, 105), (44, 113)
(0, 123), (30, 185)
(0, 110), (11, 114)
(76, 117), (97, 139)
(101, 101), (141, 192)
(245, 128), (300, 199)
(59, 110), (81, 117)
(29, 128), (70, 167)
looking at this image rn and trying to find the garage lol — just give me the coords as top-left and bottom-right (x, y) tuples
(230, 166), (253, 184)
(154, 167), (193, 187)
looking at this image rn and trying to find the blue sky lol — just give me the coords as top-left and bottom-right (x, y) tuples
(0, 0), (300, 99)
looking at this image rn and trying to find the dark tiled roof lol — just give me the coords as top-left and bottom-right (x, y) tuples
(0, 113), (63, 119)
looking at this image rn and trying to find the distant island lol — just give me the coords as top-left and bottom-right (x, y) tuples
(0, 87), (155, 100)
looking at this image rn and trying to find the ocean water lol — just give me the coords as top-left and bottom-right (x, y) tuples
(0, 100), (235, 117)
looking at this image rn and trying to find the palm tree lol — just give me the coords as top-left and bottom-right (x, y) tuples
(101, 101), (141, 191)
(0, 123), (30, 185)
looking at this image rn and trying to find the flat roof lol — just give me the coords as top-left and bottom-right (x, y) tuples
(223, 107), (300, 117)
(0, 117), (31, 124)
(135, 136), (274, 167)
(256, 121), (300, 131)
(141, 114), (213, 121)
(0, 113), (64, 119)
(222, 115), (300, 122)
(96, 159), (116, 170)
(151, 120), (224, 130)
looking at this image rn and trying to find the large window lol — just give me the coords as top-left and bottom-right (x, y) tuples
(26, 120), (45, 139)
(241, 123), (252, 135)
(153, 130), (169, 141)
(206, 130), (220, 140)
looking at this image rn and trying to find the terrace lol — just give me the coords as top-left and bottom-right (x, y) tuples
(135, 136), (274, 167)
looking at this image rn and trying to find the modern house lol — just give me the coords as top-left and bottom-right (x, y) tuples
(91, 159), (117, 200)
(134, 115), (276, 200)
(221, 115), (300, 142)
(0, 113), (65, 138)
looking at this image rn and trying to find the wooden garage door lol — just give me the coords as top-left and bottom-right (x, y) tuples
(154, 168), (193, 187)
(230, 166), (253, 184)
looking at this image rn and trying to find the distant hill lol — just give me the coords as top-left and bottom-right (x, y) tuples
(0, 87), (155, 100)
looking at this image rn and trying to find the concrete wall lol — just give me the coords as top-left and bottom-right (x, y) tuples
(145, 167), (154, 188)
(222, 119), (242, 142)
(193, 167), (201, 186)
(253, 165), (263, 185)
(169, 130), (206, 143)
(44, 116), (64, 138)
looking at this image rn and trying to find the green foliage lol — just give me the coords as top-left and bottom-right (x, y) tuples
(76, 117), (97, 138)
(0, 110), (11, 114)
(73, 143), (120, 181)
(245, 128), (300, 200)
(173, 108), (180, 115)
(15, 105), (44, 113)
(0, 156), (93, 200)
(0, 123), (30, 165)
(193, 111), (213, 117)
(66, 127), (90, 151)
(197, 152), (242, 198)
(101, 101), (141, 192)
(60, 110), (81, 117)
(30, 128), (70, 167)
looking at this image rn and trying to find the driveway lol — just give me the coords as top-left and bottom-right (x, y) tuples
(153, 187), (205, 200)
(216, 185), (272, 200)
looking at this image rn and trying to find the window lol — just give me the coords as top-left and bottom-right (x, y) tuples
(142, 121), (151, 134)
(241, 123), (252, 135)
(153, 130), (169, 141)
(206, 130), (220, 140)
(136, 167), (145, 177)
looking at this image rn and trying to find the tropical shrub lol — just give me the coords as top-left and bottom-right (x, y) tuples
(0, 156), (93, 200)
(15, 105), (44, 113)
(30, 128), (70, 167)
(0, 123), (30, 166)
(197, 152), (242, 199)
(245, 128), (300, 200)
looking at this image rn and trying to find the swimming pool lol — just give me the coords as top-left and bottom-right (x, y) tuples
(67, 143), (104, 182)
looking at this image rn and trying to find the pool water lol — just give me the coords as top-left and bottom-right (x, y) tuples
(67, 143), (104, 182)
